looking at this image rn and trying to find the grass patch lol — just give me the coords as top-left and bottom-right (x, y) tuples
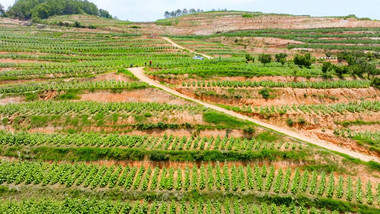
(203, 112), (252, 128)
(56, 90), (80, 100)
(30, 115), (50, 127)
(256, 131), (279, 142)
(25, 92), (38, 101)
(242, 14), (254, 18)
(155, 19), (177, 26)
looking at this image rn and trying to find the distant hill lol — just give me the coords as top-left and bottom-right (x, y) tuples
(154, 11), (380, 35)
(4, 0), (113, 21)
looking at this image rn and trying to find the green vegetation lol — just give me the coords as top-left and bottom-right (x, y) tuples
(2, 198), (370, 214)
(258, 54), (272, 65)
(0, 11), (379, 214)
(221, 101), (380, 116)
(294, 53), (314, 68)
(203, 112), (252, 128)
(151, 62), (325, 78)
(334, 130), (380, 153)
(259, 88), (274, 99)
(0, 160), (377, 210)
(275, 53), (287, 65)
(184, 79), (371, 89)
(0, 80), (148, 95)
(5, 0), (112, 20)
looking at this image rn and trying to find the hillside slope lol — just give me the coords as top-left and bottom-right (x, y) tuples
(156, 11), (380, 35)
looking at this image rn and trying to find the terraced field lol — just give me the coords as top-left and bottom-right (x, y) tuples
(0, 11), (379, 214)
(148, 34), (380, 158)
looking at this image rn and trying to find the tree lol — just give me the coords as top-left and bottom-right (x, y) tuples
(333, 65), (349, 77)
(322, 61), (332, 74)
(258, 54), (272, 65)
(32, 3), (51, 19)
(189, 8), (196, 14)
(275, 53), (287, 65)
(0, 3), (5, 17)
(337, 51), (365, 65)
(164, 11), (170, 18)
(63, 0), (81, 15)
(293, 53), (314, 68)
(6, 0), (111, 20)
(360, 61), (377, 78)
(99, 9), (112, 19)
(321, 61), (333, 78)
(182, 9), (188, 15)
(175, 9), (182, 16)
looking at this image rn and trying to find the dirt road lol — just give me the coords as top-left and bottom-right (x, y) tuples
(162, 37), (213, 59)
(129, 67), (380, 163)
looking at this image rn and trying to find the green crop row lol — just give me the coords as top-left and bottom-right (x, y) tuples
(227, 101), (380, 116)
(0, 131), (299, 152)
(183, 80), (371, 89)
(0, 198), (349, 214)
(0, 161), (377, 206)
(0, 80), (148, 94)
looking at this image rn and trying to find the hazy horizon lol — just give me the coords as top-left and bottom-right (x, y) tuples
(1, 0), (379, 22)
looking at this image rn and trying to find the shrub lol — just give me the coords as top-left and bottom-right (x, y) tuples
(243, 127), (256, 134)
(333, 65), (349, 77)
(275, 53), (287, 65)
(258, 54), (272, 65)
(322, 61), (332, 74)
(371, 77), (380, 89)
(245, 54), (254, 63)
(293, 53), (314, 68)
(259, 88), (274, 99)
(298, 118), (306, 125)
(286, 119), (294, 127)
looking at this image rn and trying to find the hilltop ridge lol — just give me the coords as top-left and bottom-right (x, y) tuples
(154, 11), (380, 35)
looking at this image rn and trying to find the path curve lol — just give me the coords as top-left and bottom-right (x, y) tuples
(129, 67), (380, 163)
(162, 37), (213, 59)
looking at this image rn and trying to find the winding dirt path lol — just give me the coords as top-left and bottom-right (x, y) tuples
(129, 67), (380, 163)
(162, 37), (213, 59)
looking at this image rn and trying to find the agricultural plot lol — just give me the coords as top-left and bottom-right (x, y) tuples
(0, 11), (379, 214)
(147, 35), (380, 156)
(170, 37), (247, 57)
(169, 27), (380, 55)
(0, 27), (190, 82)
(0, 161), (378, 205)
(0, 198), (358, 214)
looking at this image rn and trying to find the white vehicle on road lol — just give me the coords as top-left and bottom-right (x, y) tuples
(193, 56), (204, 60)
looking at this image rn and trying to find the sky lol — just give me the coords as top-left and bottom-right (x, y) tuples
(1, 0), (379, 22)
